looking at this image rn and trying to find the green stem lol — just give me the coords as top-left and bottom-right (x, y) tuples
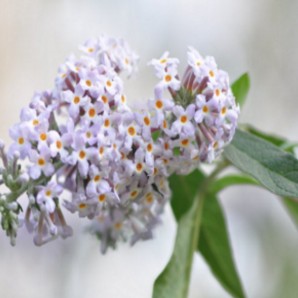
(6, 161), (64, 203)
(182, 188), (205, 297)
(211, 174), (259, 194)
(183, 160), (230, 297)
(153, 161), (231, 298)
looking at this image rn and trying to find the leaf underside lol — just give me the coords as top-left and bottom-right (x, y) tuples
(224, 129), (298, 198)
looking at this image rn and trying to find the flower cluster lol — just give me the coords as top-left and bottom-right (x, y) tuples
(148, 49), (239, 175)
(0, 35), (239, 252)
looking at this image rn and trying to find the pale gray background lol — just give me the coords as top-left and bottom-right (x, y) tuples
(0, 0), (298, 297)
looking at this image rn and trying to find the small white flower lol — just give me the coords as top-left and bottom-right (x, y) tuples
(62, 85), (90, 119)
(171, 104), (196, 137)
(29, 148), (54, 180)
(36, 181), (63, 213)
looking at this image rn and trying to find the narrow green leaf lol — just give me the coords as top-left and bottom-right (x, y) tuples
(283, 197), (298, 227)
(169, 170), (245, 298)
(242, 124), (298, 153)
(224, 129), (298, 198)
(211, 174), (259, 194)
(153, 191), (204, 298)
(243, 124), (286, 147)
(199, 193), (245, 298)
(231, 73), (250, 108)
(169, 170), (205, 221)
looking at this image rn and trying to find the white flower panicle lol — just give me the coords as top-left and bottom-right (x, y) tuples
(79, 35), (139, 76)
(0, 36), (239, 252)
(148, 47), (239, 174)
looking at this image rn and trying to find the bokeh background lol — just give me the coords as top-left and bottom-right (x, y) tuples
(1, 0), (298, 297)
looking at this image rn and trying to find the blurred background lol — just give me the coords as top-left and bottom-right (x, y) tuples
(1, 0), (298, 297)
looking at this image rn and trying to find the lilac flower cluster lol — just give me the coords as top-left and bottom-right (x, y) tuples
(148, 49), (239, 175)
(0, 35), (239, 252)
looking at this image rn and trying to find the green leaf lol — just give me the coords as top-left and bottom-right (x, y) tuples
(231, 73), (250, 108)
(199, 193), (245, 298)
(224, 129), (298, 198)
(234, 127), (298, 239)
(283, 197), (298, 227)
(211, 174), (259, 194)
(169, 170), (205, 221)
(242, 124), (297, 153)
(243, 124), (286, 147)
(168, 170), (245, 298)
(153, 191), (204, 298)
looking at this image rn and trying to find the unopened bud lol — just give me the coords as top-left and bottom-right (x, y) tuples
(10, 236), (16, 246)
(18, 173), (29, 184)
(61, 225), (73, 239)
(49, 225), (58, 236)
(7, 202), (18, 211)
(13, 151), (20, 160)
(29, 195), (35, 204)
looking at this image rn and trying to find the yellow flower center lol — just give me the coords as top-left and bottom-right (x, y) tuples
(104, 119), (110, 127)
(143, 116), (150, 126)
(114, 222), (122, 230)
(79, 203), (87, 209)
(94, 175), (101, 182)
(146, 193), (154, 204)
(73, 96), (80, 104)
(40, 133), (47, 141)
(38, 158), (45, 166)
(101, 95), (108, 104)
(130, 190), (139, 198)
(221, 107), (227, 115)
(33, 119), (39, 126)
(128, 126), (136, 136)
(180, 115), (188, 123)
(165, 74), (172, 82)
(155, 100), (163, 109)
(89, 108), (96, 118)
(136, 163), (143, 172)
(147, 143), (153, 152)
(79, 150), (86, 159)
(203, 105), (209, 113)
(98, 194), (106, 202)
(56, 141), (62, 149)
(181, 139), (189, 147)
(18, 137), (25, 145)
(163, 120), (167, 129)
(99, 147), (104, 155)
